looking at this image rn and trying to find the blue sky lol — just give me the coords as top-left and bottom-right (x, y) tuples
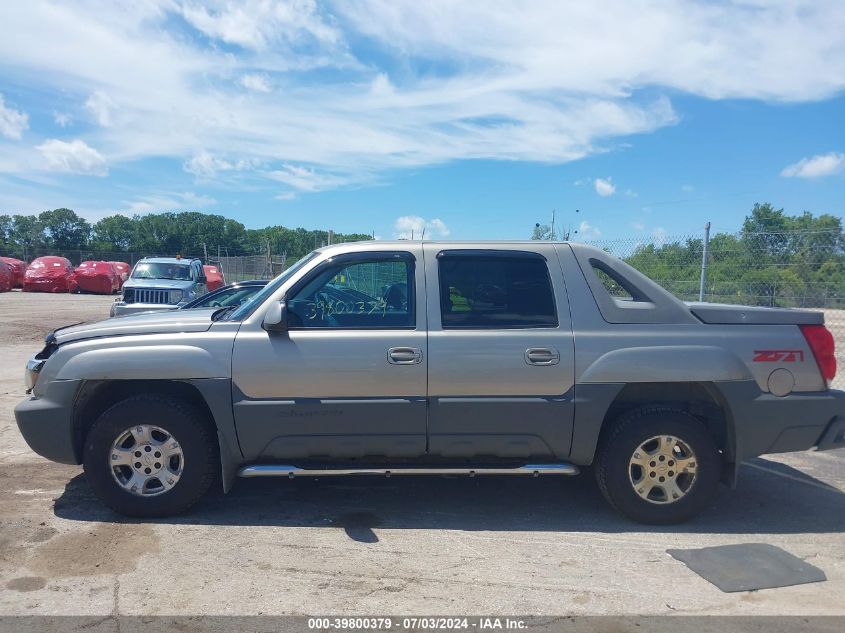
(0, 0), (844, 242)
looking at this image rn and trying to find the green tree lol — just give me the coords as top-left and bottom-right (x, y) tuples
(531, 223), (555, 240)
(39, 208), (90, 249)
(0, 214), (11, 248)
(92, 214), (135, 250)
(9, 215), (45, 250)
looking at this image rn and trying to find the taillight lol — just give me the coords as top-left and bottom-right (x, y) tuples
(800, 324), (836, 386)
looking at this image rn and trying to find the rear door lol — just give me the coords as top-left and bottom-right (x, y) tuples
(424, 244), (575, 459)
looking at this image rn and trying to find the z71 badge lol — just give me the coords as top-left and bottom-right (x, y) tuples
(753, 350), (805, 362)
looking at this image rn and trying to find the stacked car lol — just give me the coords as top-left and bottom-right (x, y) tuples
(22, 256), (78, 293)
(109, 261), (130, 288)
(0, 257), (26, 288)
(74, 261), (121, 294)
(0, 260), (12, 292)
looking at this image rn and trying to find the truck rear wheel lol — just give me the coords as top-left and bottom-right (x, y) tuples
(595, 407), (720, 524)
(83, 394), (217, 517)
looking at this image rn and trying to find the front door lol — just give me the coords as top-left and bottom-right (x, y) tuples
(231, 248), (427, 461)
(423, 244), (575, 459)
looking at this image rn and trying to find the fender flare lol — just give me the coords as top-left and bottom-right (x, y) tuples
(578, 345), (752, 384)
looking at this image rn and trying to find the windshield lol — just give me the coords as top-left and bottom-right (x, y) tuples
(131, 262), (192, 281)
(186, 285), (265, 309)
(224, 251), (319, 321)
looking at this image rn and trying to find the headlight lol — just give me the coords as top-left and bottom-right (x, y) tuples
(169, 289), (183, 304)
(25, 359), (45, 393)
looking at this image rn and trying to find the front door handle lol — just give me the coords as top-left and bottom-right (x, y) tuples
(388, 347), (423, 365)
(525, 348), (560, 366)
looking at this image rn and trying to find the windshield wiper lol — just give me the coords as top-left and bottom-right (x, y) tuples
(211, 305), (239, 321)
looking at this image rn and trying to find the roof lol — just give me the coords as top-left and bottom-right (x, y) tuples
(138, 257), (200, 264)
(318, 240), (574, 249)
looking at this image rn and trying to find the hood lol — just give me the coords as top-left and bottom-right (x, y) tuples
(54, 308), (219, 344)
(124, 278), (194, 290)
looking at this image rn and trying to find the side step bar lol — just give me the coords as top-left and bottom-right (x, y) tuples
(237, 463), (579, 479)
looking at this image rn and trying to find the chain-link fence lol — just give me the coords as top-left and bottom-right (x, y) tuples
(1, 247), (174, 266)
(212, 255), (287, 283)
(587, 228), (845, 387)
(589, 229), (845, 309)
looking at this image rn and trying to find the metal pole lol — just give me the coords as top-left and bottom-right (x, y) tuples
(699, 221), (711, 302)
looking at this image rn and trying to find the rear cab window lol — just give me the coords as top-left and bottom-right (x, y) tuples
(436, 250), (557, 329)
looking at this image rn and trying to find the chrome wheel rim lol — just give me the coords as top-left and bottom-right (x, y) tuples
(629, 434), (697, 504)
(109, 424), (184, 497)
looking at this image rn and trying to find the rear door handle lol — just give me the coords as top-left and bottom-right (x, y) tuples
(525, 348), (560, 366)
(388, 347), (423, 365)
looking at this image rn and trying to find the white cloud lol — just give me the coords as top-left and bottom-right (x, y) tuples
(85, 90), (116, 127)
(0, 94), (28, 140)
(780, 152), (844, 179)
(53, 111), (72, 127)
(267, 164), (348, 192)
(577, 220), (600, 239)
(631, 221), (645, 232)
(240, 73), (271, 92)
(0, 1), (844, 195)
(123, 191), (216, 214)
(680, 184), (694, 193)
(394, 215), (450, 239)
(36, 139), (107, 176)
(180, 0), (341, 52)
(183, 150), (259, 177)
(652, 227), (667, 246)
(594, 177), (616, 197)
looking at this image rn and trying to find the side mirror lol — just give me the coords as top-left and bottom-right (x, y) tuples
(262, 300), (288, 333)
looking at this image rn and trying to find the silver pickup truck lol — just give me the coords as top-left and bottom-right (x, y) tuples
(15, 241), (845, 523)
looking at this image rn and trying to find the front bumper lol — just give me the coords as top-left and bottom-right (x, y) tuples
(15, 379), (82, 464)
(110, 301), (179, 317)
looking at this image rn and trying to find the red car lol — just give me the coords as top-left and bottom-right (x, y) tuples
(0, 256), (26, 288)
(0, 260), (12, 292)
(203, 264), (225, 291)
(108, 261), (131, 289)
(75, 261), (121, 294)
(23, 256), (78, 293)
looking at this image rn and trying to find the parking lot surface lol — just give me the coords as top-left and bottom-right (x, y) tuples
(0, 290), (843, 615)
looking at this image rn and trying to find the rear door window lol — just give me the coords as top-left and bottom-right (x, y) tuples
(437, 251), (557, 329)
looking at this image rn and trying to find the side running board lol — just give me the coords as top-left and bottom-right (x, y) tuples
(237, 464), (579, 478)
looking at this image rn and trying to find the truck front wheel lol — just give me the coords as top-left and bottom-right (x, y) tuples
(595, 407), (720, 524)
(83, 394), (217, 517)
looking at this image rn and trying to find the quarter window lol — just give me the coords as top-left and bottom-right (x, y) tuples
(287, 255), (415, 329)
(438, 252), (557, 329)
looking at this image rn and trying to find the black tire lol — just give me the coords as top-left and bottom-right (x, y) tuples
(83, 394), (217, 517)
(595, 407), (720, 524)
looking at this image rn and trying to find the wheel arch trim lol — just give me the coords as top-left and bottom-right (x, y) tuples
(72, 378), (242, 492)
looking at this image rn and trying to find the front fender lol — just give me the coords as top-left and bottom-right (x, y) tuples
(578, 346), (751, 384)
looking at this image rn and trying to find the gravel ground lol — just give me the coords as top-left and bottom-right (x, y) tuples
(0, 289), (843, 617)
